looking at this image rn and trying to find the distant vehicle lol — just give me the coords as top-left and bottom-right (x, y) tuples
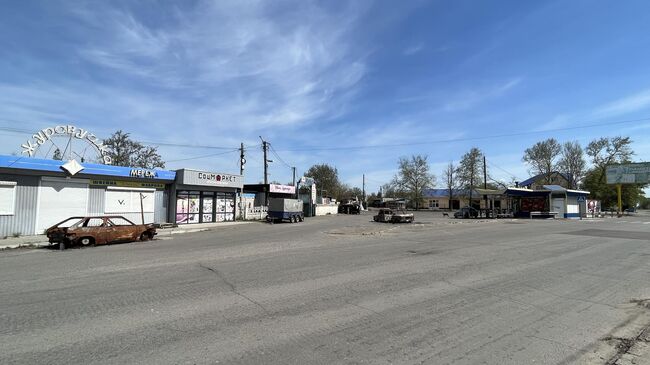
(454, 206), (479, 219)
(46, 216), (157, 248)
(339, 201), (361, 214)
(267, 198), (304, 223)
(373, 208), (414, 223)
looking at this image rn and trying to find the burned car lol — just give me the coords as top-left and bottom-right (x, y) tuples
(373, 208), (414, 223)
(339, 201), (361, 214)
(46, 216), (157, 247)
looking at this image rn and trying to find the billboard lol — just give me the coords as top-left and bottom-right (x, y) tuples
(606, 163), (650, 184)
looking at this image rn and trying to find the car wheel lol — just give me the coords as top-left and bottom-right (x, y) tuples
(298, 215), (304, 222)
(140, 232), (151, 241)
(79, 237), (94, 246)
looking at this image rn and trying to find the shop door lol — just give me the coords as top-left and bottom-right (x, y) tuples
(37, 179), (88, 233)
(552, 198), (565, 217)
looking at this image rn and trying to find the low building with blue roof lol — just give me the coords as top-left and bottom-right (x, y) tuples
(0, 154), (245, 236)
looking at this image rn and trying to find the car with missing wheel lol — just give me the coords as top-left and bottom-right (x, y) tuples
(373, 208), (414, 223)
(46, 216), (157, 247)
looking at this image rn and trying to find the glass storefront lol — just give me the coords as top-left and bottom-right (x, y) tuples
(176, 190), (235, 224)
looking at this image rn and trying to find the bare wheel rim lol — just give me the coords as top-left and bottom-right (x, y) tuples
(80, 238), (92, 245)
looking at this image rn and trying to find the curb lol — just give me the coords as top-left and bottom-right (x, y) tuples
(0, 221), (256, 250)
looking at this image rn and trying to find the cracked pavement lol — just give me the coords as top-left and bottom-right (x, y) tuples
(1, 212), (649, 364)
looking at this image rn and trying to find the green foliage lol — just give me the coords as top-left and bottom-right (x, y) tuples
(581, 136), (643, 209)
(639, 195), (649, 209)
(304, 164), (343, 199)
(582, 168), (644, 210)
(52, 148), (63, 160)
(103, 130), (165, 169)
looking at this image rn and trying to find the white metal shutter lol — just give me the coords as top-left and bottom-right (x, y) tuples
(0, 182), (17, 215)
(37, 179), (88, 233)
(105, 187), (155, 223)
(552, 198), (565, 217)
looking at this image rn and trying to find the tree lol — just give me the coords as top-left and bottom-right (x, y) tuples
(585, 136), (633, 183)
(583, 136), (640, 209)
(443, 161), (459, 211)
(558, 141), (586, 189)
(583, 169), (643, 210)
(103, 130), (165, 168)
(457, 148), (484, 208)
(390, 155), (435, 210)
(304, 164), (343, 199)
(522, 138), (561, 183)
(52, 148), (63, 160)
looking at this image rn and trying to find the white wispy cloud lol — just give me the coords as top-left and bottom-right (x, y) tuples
(403, 43), (424, 56)
(71, 0), (369, 129)
(594, 89), (650, 117)
(441, 78), (522, 112)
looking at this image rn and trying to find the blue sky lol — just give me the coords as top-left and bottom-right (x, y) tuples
(1, 0), (650, 193)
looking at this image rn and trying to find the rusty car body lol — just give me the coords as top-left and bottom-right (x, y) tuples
(373, 208), (414, 223)
(46, 216), (157, 247)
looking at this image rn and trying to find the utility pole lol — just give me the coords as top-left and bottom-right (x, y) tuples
(292, 167), (297, 199)
(239, 142), (245, 175)
(362, 174), (366, 203)
(239, 142), (245, 220)
(260, 136), (269, 205)
(483, 155), (488, 217)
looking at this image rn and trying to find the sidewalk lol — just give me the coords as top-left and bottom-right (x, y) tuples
(0, 220), (256, 250)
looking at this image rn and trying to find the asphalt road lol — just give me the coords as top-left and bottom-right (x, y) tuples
(1, 212), (649, 365)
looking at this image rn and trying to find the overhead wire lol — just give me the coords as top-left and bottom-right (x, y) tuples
(1, 115), (648, 155)
(166, 148), (240, 163)
(270, 117), (650, 152)
(268, 142), (293, 170)
(486, 161), (519, 179)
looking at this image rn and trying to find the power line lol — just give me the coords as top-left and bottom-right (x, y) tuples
(166, 149), (240, 163)
(2, 115), (648, 154)
(271, 117), (650, 152)
(0, 126), (243, 151)
(486, 161), (518, 179)
(268, 142), (293, 169)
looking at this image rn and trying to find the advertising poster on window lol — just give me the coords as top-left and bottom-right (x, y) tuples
(224, 196), (235, 221)
(189, 196), (199, 213)
(202, 197), (214, 222)
(176, 197), (189, 224)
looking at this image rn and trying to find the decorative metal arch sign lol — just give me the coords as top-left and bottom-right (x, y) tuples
(21, 125), (112, 164)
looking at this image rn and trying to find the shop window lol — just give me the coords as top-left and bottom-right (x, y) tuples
(177, 191), (235, 224)
(428, 200), (439, 209)
(176, 191), (200, 224)
(216, 192), (235, 222)
(201, 192), (215, 223)
(0, 181), (17, 215)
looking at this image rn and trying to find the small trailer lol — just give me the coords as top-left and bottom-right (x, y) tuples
(267, 198), (304, 223)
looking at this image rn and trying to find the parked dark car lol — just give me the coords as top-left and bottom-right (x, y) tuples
(46, 216), (157, 247)
(454, 206), (479, 219)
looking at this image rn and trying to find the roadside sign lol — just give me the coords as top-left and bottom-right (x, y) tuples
(606, 163), (650, 184)
(577, 196), (585, 202)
